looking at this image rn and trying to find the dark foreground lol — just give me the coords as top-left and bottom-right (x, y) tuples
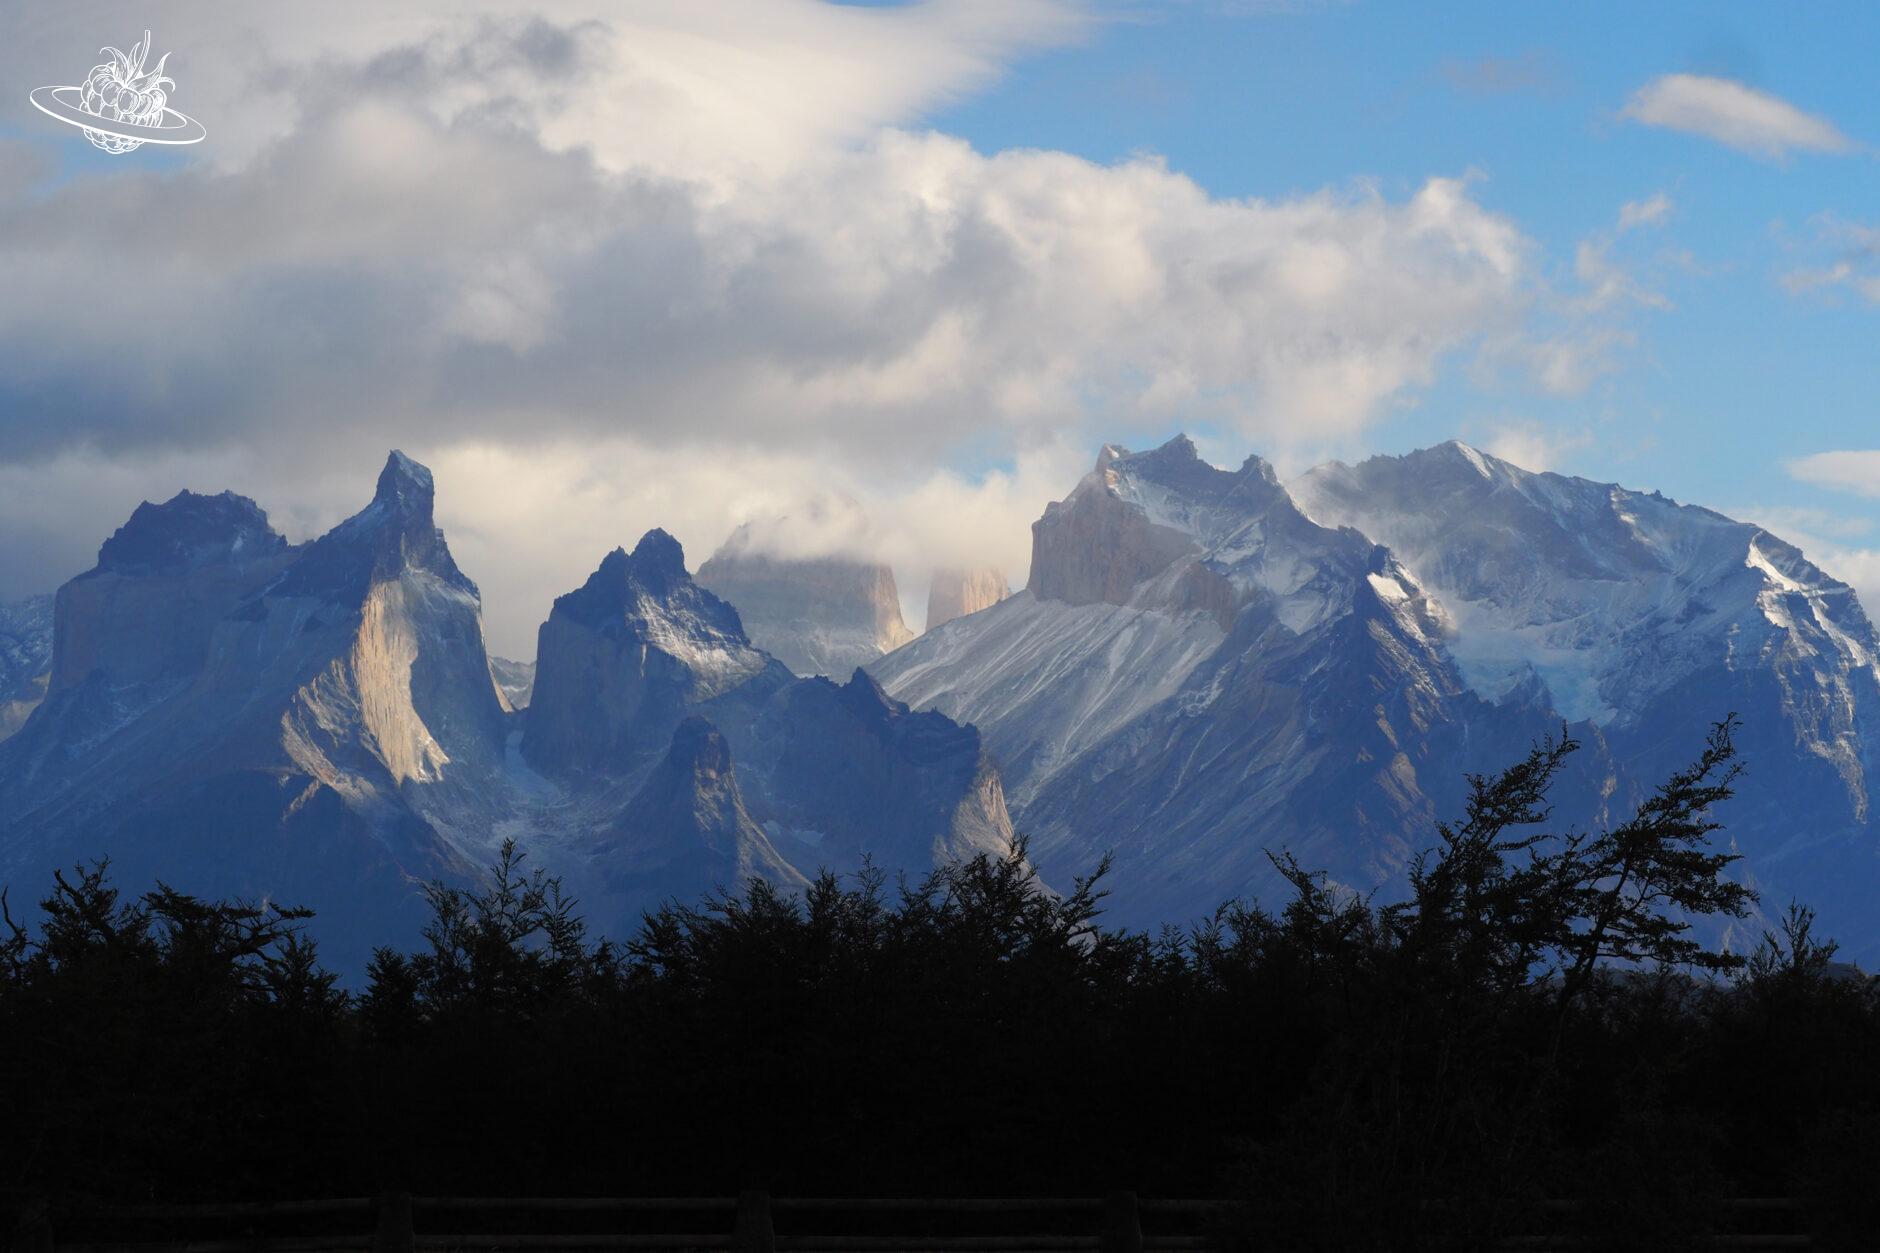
(6, 719), (1880, 1252)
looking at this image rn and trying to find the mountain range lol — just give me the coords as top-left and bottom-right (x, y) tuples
(5, 436), (1879, 964)
(874, 436), (1880, 958)
(0, 454), (1013, 973)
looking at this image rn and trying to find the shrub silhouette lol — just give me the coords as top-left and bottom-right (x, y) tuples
(3, 716), (1871, 1250)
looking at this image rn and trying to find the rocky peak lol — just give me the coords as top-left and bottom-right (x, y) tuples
(607, 714), (809, 892)
(92, 491), (286, 577)
(836, 667), (896, 724)
(1029, 435), (1268, 608)
(272, 451), (475, 603)
(553, 532), (748, 643)
(559, 530), (698, 625)
(628, 528), (688, 593)
(664, 715), (736, 787)
(521, 537), (771, 775)
(375, 449), (435, 512)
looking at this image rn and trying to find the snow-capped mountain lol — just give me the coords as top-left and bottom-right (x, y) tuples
(874, 434), (1880, 955)
(874, 436), (1551, 927)
(0, 458), (1018, 972)
(696, 524), (915, 678)
(0, 593), (53, 741)
(1293, 442), (1880, 936)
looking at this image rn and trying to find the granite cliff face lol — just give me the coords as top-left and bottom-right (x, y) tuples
(925, 568), (1009, 632)
(0, 453), (509, 972)
(601, 715), (808, 901)
(51, 492), (291, 698)
(0, 465), (1021, 975)
(0, 594), (53, 742)
(696, 524), (915, 678)
(522, 531), (775, 776)
(526, 536), (1018, 890)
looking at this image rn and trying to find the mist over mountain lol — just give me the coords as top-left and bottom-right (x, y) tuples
(925, 567), (1010, 632)
(696, 523), (916, 679)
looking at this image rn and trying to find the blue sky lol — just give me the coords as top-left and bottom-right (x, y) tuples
(1, 1), (1877, 649)
(927, 1), (1880, 516)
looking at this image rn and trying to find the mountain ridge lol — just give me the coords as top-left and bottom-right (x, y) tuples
(875, 433), (1880, 956)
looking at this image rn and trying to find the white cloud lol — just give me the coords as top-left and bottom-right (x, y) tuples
(1734, 502), (1880, 616)
(1617, 192), (1673, 232)
(1788, 451), (1880, 499)
(1780, 216), (1880, 304)
(1479, 421), (1591, 473)
(0, 2), (1604, 636)
(1620, 73), (1856, 159)
(1749, 461), (1880, 621)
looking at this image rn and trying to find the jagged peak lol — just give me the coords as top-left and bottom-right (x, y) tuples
(565, 531), (692, 613)
(1141, 432), (1200, 461)
(629, 528), (688, 590)
(373, 450), (436, 513)
(1237, 453), (1283, 486)
(550, 535), (754, 649)
(269, 450), (474, 602)
(665, 714), (735, 776)
(1097, 433), (1198, 475)
(1390, 439), (1531, 483)
(838, 667), (897, 720)
(92, 489), (287, 576)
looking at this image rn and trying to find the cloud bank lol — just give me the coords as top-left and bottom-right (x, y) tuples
(0, 1), (1599, 653)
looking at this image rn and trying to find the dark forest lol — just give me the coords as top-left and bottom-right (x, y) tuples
(6, 718), (1879, 1251)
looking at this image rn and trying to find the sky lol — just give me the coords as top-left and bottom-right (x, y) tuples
(0, 0), (1875, 654)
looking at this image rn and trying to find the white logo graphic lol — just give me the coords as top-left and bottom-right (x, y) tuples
(30, 30), (205, 155)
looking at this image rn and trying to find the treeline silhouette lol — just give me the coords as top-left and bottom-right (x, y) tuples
(6, 716), (1880, 1250)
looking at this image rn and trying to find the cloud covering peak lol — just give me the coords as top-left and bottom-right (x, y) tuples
(0, 1), (1603, 651)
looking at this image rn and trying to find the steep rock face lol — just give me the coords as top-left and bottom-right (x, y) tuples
(704, 668), (1015, 874)
(498, 534), (1020, 925)
(0, 465), (1024, 975)
(599, 716), (808, 906)
(1293, 442), (1880, 946)
(1028, 443), (1212, 608)
(0, 452), (510, 972)
(696, 525), (915, 677)
(522, 531), (776, 776)
(925, 568), (1010, 632)
(52, 492), (292, 697)
(0, 594), (53, 741)
(874, 435), (1497, 924)
(527, 534), (1018, 883)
